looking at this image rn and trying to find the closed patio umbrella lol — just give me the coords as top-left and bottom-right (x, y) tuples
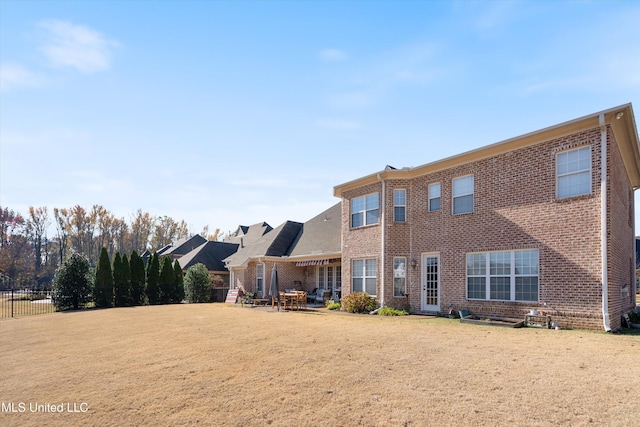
(269, 264), (280, 310)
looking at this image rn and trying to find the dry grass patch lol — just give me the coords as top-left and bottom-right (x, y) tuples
(0, 304), (638, 426)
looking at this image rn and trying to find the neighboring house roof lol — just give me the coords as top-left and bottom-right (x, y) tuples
(224, 222), (273, 246)
(178, 241), (240, 272)
(161, 235), (207, 257)
(224, 221), (303, 268)
(287, 203), (341, 260)
(334, 104), (640, 196)
(156, 244), (172, 256)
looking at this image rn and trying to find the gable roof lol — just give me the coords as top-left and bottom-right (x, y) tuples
(161, 234), (207, 257)
(224, 222), (273, 246)
(334, 104), (640, 196)
(178, 241), (240, 272)
(287, 202), (341, 260)
(223, 220), (303, 268)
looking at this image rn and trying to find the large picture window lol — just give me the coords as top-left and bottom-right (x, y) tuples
(428, 183), (441, 212)
(351, 193), (379, 228)
(453, 175), (474, 214)
(557, 146), (591, 198)
(352, 259), (377, 295)
(393, 257), (406, 297)
(393, 189), (406, 222)
(466, 250), (539, 302)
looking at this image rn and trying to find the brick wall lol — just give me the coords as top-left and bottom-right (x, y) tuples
(340, 125), (635, 330)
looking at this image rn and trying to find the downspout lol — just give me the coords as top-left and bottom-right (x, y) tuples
(600, 113), (611, 332)
(377, 173), (385, 308)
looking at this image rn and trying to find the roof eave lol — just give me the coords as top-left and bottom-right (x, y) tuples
(334, 104), (640, 195)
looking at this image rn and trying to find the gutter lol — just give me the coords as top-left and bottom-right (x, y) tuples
(377, 173), (385, 308)
(600, 113), (611, 332)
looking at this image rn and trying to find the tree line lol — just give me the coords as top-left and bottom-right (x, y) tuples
(0, 205), (218, 290)
(52, 248), (213, 310)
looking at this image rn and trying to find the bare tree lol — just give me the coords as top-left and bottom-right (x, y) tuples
(53, 208), (70, 264)
(25, 206), (50, 278)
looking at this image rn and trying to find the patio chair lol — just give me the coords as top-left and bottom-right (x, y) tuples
(314, 290), (332, 305)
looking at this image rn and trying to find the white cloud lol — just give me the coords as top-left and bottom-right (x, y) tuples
(0, 63), (44, 91)
(38, 20), (119, 73)
(319, 48), (348, 61)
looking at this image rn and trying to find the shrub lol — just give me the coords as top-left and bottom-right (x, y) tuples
(52, 252), (92, 311)
(326, 301), (341, 310)
(377, 307), (408, 316)
(341, 292), (376, 313)
(184, 263), (212, 303)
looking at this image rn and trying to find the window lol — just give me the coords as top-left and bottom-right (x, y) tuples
(352, 259), (376, 295)
(393, 257), (406, 297)
(453, 175), (474, 214)
(393, 189), (406, 222)
(466, 250), (539, 302)
(351, 193), (379, 228)
(317, 264), (341, 292)
(256, 264), (264, 296)
(556, 146), (591, 198)
(428, 183), (441, 212)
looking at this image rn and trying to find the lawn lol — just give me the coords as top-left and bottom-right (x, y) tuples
(0, 304), (638, 426)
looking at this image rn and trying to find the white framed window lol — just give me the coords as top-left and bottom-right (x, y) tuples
(466, 250), (539, 302)
(317, 264), (342, 292)
(556, 146), (591, 198)
(453, 175), (474, 214)
(393, 257), (406, 297)
(428, 183), (441, 212)
(351, 193), (379, 228)
(393, 189), (406, 222)
(352, 259), (376, 295)
(256, 264), (264, 296)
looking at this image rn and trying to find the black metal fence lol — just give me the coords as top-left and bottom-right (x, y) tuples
(1, 289), (56, 319)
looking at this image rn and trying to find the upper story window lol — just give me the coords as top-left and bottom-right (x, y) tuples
(351, 193), (379, 228)
(556, 146), (591, 198)
(393, 189), (406, 222)
(453, 175), (474, 214)
(428, 183), (441, 212)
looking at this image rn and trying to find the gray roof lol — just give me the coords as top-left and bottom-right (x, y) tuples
(223, 203), (342, 267)
(288, 203), (341, 258)
(178, 241), (240, 272)
(162, 235), (207, 256)
(224, 221), (303, 267)
(224, 222), (273, 246)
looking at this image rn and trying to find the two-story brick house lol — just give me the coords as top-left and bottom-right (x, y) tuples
(334, 104), (639, 331)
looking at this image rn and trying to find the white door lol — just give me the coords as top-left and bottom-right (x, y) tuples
(421, 253), (440, 312)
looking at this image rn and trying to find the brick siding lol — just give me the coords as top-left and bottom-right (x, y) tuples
(341, 125), (635, 330)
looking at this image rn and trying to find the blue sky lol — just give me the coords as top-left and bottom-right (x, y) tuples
(1, 0), (639, 237)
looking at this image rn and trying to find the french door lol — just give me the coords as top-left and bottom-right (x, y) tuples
(421, 253), (440, 312)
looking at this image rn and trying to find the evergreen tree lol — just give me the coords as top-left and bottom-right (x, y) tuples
(184, 263), (212, 303)
(113, 252), (131, 307)
(159, 256), (175, 304)
(146, 252), (160, 304)
(94, 247), (113, 308)
(129, 250), (146, 305)
(112, 252), (124, 306)
(173, 259), (184, 303)
(121, 253), (131, 305)
(51, 252), (92, 310)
